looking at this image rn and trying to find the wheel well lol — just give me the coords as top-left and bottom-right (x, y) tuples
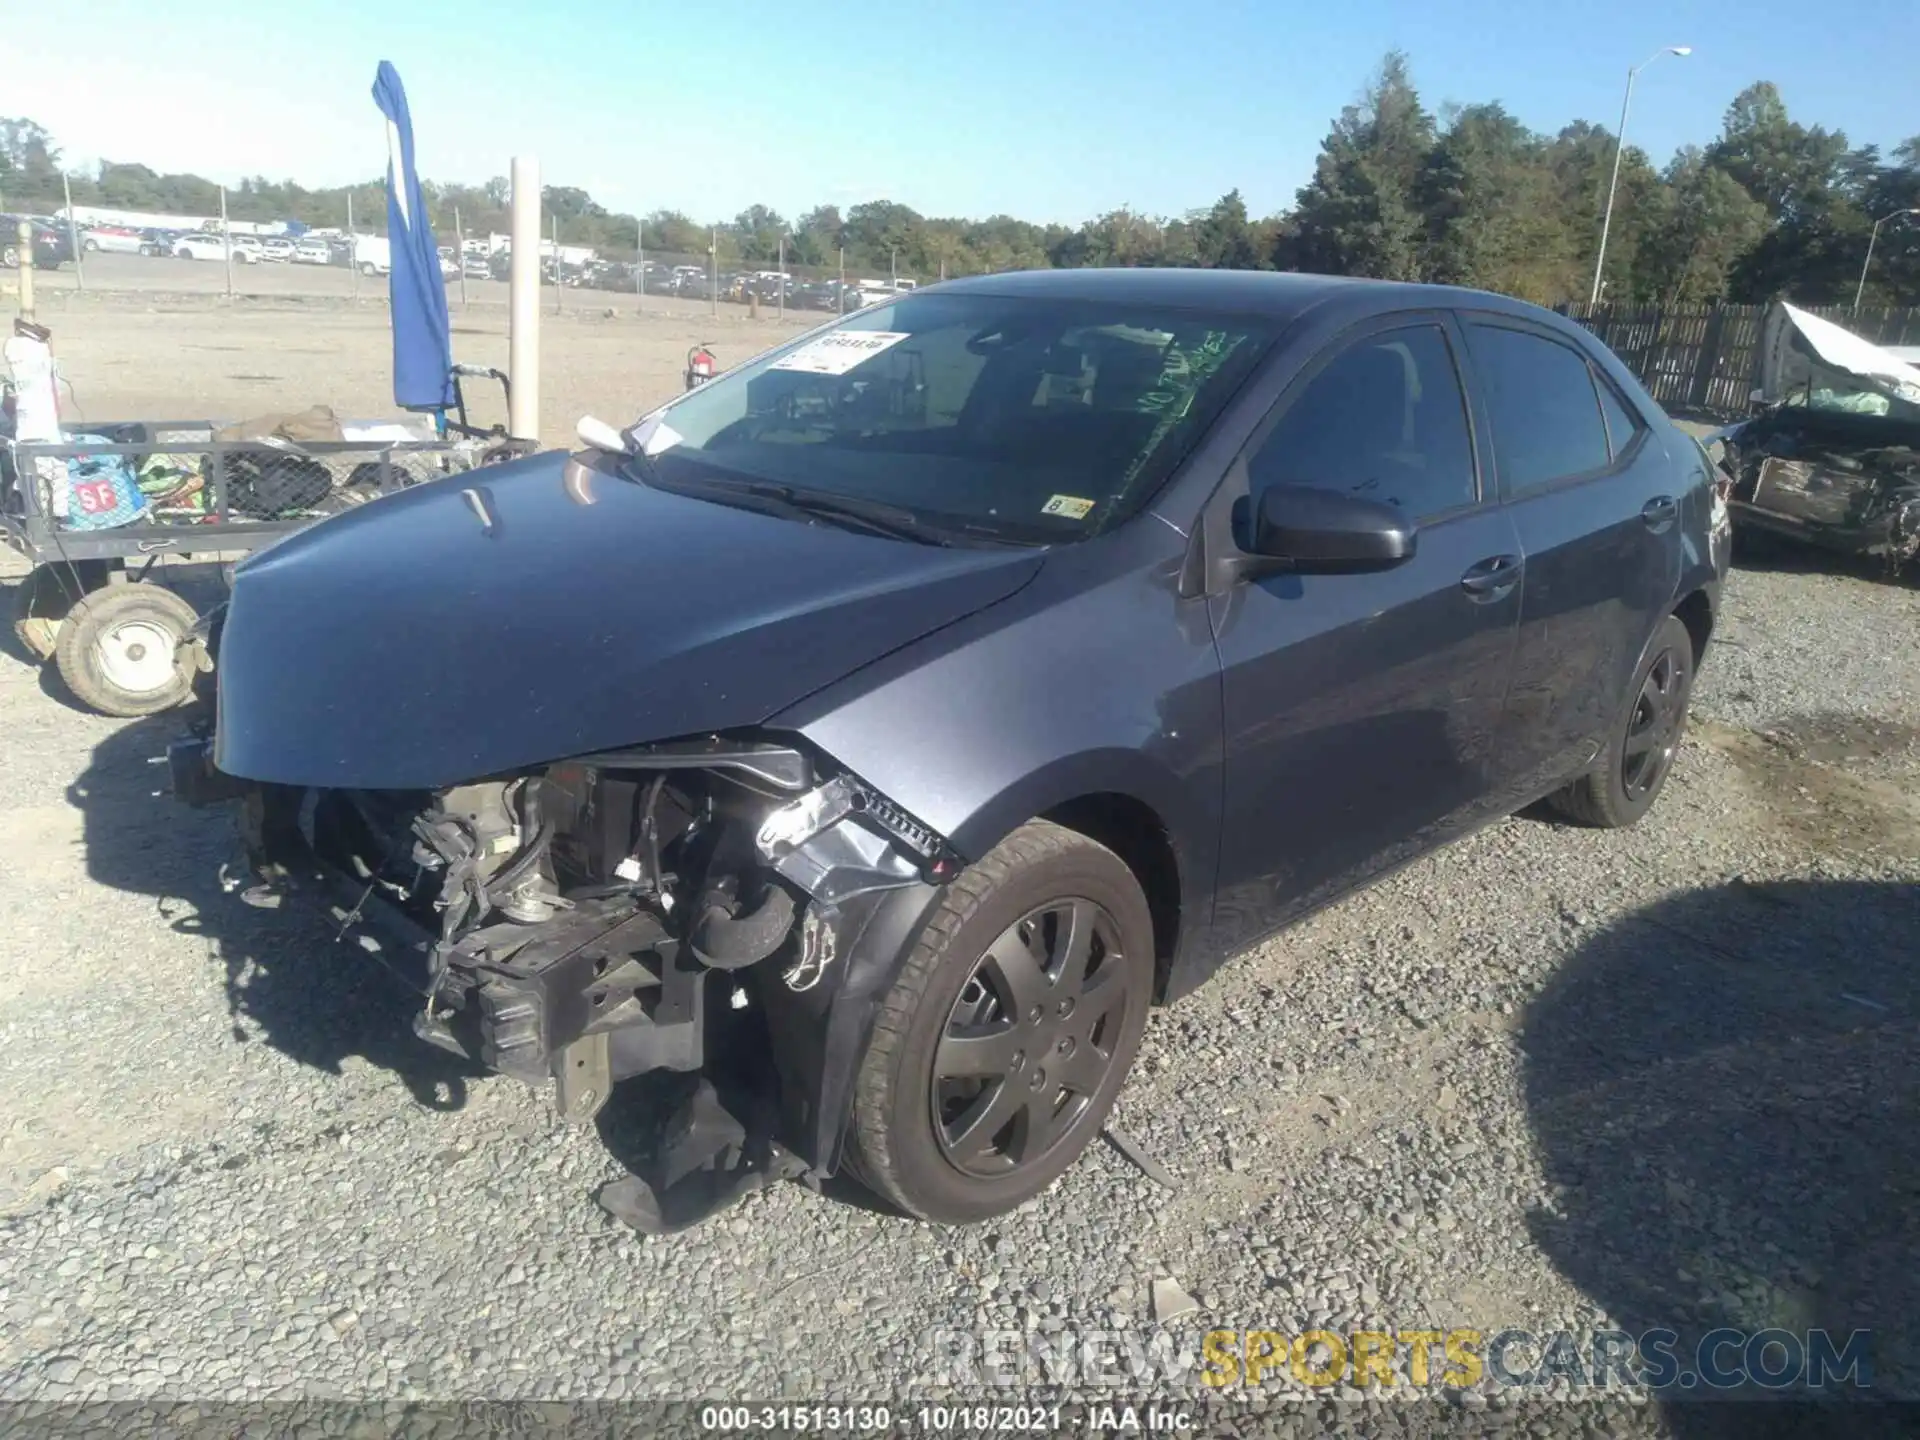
(1673, 588), (1714, 668)
(1041, 793), (1181, 1001)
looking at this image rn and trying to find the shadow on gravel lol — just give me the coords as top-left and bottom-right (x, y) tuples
(1730, 529), (1918, 589)
(72, 712), (481, 1109)
(1522, 878), (1920, 1430)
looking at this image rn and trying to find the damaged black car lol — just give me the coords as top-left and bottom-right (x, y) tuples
(1712, 300), (1920, 571)
(173, 269), (1727, 1228)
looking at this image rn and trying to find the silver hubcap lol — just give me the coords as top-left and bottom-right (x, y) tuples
(95, 619), (177, 694)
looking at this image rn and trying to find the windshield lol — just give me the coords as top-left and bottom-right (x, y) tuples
(641, 291), (1277, 543)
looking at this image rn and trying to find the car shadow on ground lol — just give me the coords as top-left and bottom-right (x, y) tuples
(1522, 878), (1920, 1429)
(73, 712), (482, 1110)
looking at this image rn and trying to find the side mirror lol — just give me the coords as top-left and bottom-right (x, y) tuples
(1245, 484), (1417, 574)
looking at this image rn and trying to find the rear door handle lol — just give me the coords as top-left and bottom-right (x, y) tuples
(1641, 495), (1679, 531)
(1460, 554), (1522, 600)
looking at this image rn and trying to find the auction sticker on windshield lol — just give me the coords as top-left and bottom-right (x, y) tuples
(771, 331), (912, 376)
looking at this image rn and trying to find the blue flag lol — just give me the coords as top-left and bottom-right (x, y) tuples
(372, 61), (453, 411)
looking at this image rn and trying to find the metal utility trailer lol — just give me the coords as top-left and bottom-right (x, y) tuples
(4, 396), (531, 716)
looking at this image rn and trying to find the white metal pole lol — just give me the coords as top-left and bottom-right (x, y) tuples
(15, 219), (34, 321)
(1855, 211), (1918, 311)
(63, 172), (83, 291)
(1856, 223), (1884, 313)
(1589, 70), (1635, 308)
(507, 156), (541, 443)
(1590, 46), (1690, 308)
(220, 185), (234, 300)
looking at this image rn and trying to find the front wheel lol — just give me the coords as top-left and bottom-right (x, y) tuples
(1, 244), (17, 268)
(1548, 613), (1695, 828)
(846, 821), (1153, 1223)
(54, 584), (199, 717)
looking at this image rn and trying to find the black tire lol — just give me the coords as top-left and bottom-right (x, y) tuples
(1549, 614), (1695, 829)
(845, 820), (1153, 1224)
(1, 244), (17, 268)
(11, 561), (110, 662)
(53, 584), (198, 717)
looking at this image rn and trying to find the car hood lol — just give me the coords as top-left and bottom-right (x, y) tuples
(213, 449), (1044, 788)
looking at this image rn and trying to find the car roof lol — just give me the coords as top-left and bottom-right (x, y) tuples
(929, 266), (1557, 328)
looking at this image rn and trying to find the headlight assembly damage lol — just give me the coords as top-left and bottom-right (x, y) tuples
(170, 731), (959, 1232)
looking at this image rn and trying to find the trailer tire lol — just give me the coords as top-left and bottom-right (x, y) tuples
(11, 562), (110, 663)
(54, 584), (198, 717)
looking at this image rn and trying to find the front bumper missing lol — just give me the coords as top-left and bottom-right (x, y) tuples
(173, 737), (705, 1121)
(168, 734), (956, 1230)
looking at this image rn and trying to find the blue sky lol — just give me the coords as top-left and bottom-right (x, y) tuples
(10, 0), (1916, 225)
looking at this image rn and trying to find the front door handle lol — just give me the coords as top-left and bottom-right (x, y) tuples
(1641, 495), (1679, 531)
(1460, 554), (1522, 600)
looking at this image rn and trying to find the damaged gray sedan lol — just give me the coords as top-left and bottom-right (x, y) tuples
(171, 269), (1726, 1228)
(1714, 301), (1920, 569)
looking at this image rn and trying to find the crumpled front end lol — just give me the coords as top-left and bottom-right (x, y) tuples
(169, 726), (958, 1230)
(1718, 412), (1920, 569)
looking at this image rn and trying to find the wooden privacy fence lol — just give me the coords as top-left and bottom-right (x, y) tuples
(1558, 303), (1920, 417)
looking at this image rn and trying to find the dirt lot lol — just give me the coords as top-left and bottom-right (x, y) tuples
(20, 253), (818, 449)
(2, 278), (1917, 1424)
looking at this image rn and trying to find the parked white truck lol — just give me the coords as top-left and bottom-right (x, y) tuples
(354, 235), (392, 277)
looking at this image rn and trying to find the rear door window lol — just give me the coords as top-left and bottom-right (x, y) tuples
(1592, 373), (1645, 460)
(1465, 323), (1613, 494)
(1246, 322), (1478, 521)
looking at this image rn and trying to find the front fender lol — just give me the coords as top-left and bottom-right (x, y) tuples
(757, 879), (945, 1174)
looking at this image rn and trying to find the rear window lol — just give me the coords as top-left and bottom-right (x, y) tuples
(1466, 323), (1613, 494)
(648, 292), (1278, 543)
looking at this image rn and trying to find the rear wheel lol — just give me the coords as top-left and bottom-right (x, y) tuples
(846, 821), (1153, 1223)
(1549, 614), (1695, 828)
(54, 584), (198, 717)
(1, 244), (18, 268)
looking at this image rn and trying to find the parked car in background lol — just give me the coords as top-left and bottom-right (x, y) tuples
(256, 237), (296, 262)
(461, 256), (490, 279)
(180, 269), (1730, 1228)
(1, 217), (72, 268)
(138, 228), (181, 256)
(293, 239), (332, 265)
(1711, 301), (1920, 571)
(80, 225), (146, 255)
(173, 233), (248, 262)
(230, 235), (263, 264)
(353, 234), (391, 276)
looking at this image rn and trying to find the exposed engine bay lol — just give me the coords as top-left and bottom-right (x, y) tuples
(171, 729), (959, 1230)
(1719, 411), (1920, 569)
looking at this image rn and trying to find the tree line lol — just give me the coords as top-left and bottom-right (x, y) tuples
(5, 53), (1916, 306)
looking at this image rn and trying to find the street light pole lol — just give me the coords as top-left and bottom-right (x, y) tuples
(1589, 45), (1692, 308)
(1854, 208), (1920, 311)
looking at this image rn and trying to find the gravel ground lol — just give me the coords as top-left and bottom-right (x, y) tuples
(1, 301), (1916, 1425)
